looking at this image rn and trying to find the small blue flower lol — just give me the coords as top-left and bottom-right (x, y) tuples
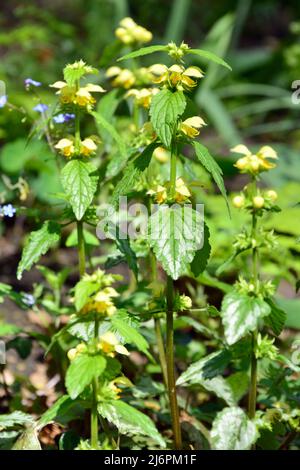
(53, 113), (75, 124)
(33, 103), (49, 113)
(0, 95), (7, 108)
(25, 78), (42, 87)
(22, 293), (35, 307)
(1, 204), (16, 218)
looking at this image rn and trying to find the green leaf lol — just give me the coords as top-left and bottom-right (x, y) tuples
(61, 160), (98, 220)
(74, 278), (99, 311)
(91, 111), (127, 161)
(66, 354), (106, 399)
(118, 45), (167, 61)
(150, 89), (186, 148)
(193, 141), (229, 212)
(38, 395), (84, 428)
(115, 236), (138, 279)
(211, 407), (257, 450)
(0, 412), (35, 431)
(112, 142), (158, 206)
(265, 298), (286, 336)
(226, 372), (249, 403)
(98, 400), (165, 447)
(111, 310), (150, 357)
(148, 205), (203, 280)
(176, 350), (235, 405)
(12, 426), (41, 450)
(17, 221), (61, 280)
(188, 48), (232, 70)
(0, 321), (21, 336)
(221, 291), (271, 345)
(190, 222), (211, 276)
(66, 228), (99, 247)
(63, 62), (97, 85)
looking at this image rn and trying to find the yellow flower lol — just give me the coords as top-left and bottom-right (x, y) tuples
(232, 144), (278, 175)
(175, 177), (191, 203)
(153, 146), (170, 163)
(126, 88), (158, 108)
(150, 64), (204, 91)
(54, 138), (75, 158)
(253, 196), (265, 209)
(106, 67), (136, 89)
(67, 348), (77, 361)
(115, 17), (152, 45)
(80, 138), (98, 156)
(265, 190), (278, 202)
(147, 184), (167, 204)
(50, 81), (76, 104)
(98, 332), (129, 357)
(75, 88), (95, 107)
(180, 116), (206, 138)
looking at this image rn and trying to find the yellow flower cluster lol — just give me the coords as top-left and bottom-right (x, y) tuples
(50, 82), (105, 107)
(150, 64), (204, 91)
(97, 332), (130, 357)
(115, 17), (152, 45)
(81, 287), (119, 317)
(180, 116), (206, 138)
(147, 177), (191, 204)
(232, 144), (278, 175)
(54, 137), (98, 158)
(126, 87), (159, 108)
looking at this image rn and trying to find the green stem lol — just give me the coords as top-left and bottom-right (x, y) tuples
(165, 138), (182, 449)
(154, 317), (168, 389)
(166, 276), (182, 449)
(248, 193), (259, 422)
(91, 318), (99, 449)
(77, 220), (86, 277)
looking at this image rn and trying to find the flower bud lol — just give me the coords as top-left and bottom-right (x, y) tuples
(232, 195), (245, 208)
(235, 157), (248, 170)
(67, 348), (77, 361)
(253, 196), (265, 209)
(265, 190), (278, 201)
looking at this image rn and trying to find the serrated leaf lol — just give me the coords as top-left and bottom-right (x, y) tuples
(188, 48), (232, 70)
(111, 310), (150, 358)
(115, 236), (138, 279)
(118, 45), (167, 62)
(17, 221), (61, 280)
(190, 222), (211, 276)
(148, 205), (203, 280)
(12, 426), (41, 450)
(112, 142), (158, 206)
(74, 278), (99, 311)
(61, 160), (98, 220)
(66, 354), (106, 399)
(211, 407), (257, 450)
(98, 400), (165, 447)
(38, 395), (84, 428)
(193, 141), (229, 212)
(265, 298), (286, 336)
(66, 228), (99, 247)
(226, 372), (249, 403)
(63, 62), (97, 85)
(176, 350), (235, 405)
(150, 89), (186, 148)
(221, 291), (271, 345)
(0, 412), (35, 431)
(91, 111), (127, 161)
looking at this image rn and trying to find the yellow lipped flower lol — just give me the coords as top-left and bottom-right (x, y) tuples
(98, 332), (130, 357)
(150, 64), (204, 91)
(54, 138), (75, 158)
(75, 88), (95, 107)
(106, 67), (136, 89)
(50, 81), (76, 104)
(115, 17), (152, 45)
(147, 184), (167, 204)
(126, 88), (159, 108)
(174, 177), (191, 203)
(232, 144), (278, 175)
(180, 116), (206, 138)
(80, 138), (98, 157)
